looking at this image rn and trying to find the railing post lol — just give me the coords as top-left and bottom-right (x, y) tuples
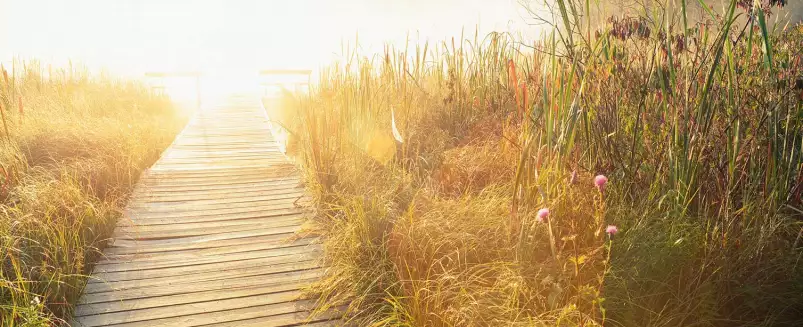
(195, 74), (201, 109)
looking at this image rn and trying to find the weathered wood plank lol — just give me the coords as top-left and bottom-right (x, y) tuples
(91, 247), (319, 282)
(83, 260), (320, 294)
(104, 231), (308, 255)
(78, 268), (324, 305)
(128, 191), (306, 209)
(74, 290), (303, 326)
(108, 226), (305, 249)
(75, 279), (316, 316)
(82, 299), (333, 327)
(134, 178), (301, 193)
(115, 213), (306, 234)
(97, 236), (314, 265)
(118, 210), (308, 227)
(130, 184), (303, 201)
(209, 310), (345, 327)
(125, 202), (309, 221)
(94, 244), (319, 274)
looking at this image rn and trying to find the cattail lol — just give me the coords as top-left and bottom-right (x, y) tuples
(508, 59), (518, 88)
(508, 60), (520, 119)
(0, 102), (9, 138)
(18, 96), (24, 122)
(521, 82), (529, 118)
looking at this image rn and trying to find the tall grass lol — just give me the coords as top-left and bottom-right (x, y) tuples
(285, 0), (802, 325)
(0, 60), (188, 325)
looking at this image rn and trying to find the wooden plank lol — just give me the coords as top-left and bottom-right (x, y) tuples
(113, 217), (307, 240)
(87, 300), (328, 327)
(97, 236), (315, 265)
(150, 161), (294, 169)
(134, 178), (301, 193)
(108, 227), (305, 250)
(139, 175), (300, 188)
(211, 311), (343, 327)
(130, 183), (303, 201)
(131, 187), (304, 202)
(145, 166), (293, 175)
(135, 180), (302, 192)
(90, 250), (319, 283)
(127, 192), (306, 211)
(160, 154), (286, 161)
(94, 245), (319, 278)
(74, 290), (303, 326)
(119, 209), (309, 227)
(125, 203), (309, 222)
(167, 143), (278, 149)
(78, 268), (323, 304)
(124, 205), (306, 222)
(95, 243), (319, 273)
(159, 147), (281, 154)
(75, 279), (315, 316)
(103, 231), (306, 255)
(147, 163), (296, 172)
(83, 258), (320, 294)
(178, 133), (275, 139)
(219, 318), (341, 327)
(115, 213), (306, 234)
(159, 154), (284, 159)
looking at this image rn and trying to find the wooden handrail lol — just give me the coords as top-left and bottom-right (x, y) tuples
(144, 71), (202, 108)
(258, 69), (311, 75)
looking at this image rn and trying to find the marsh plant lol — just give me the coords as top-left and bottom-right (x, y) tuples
(0, 61), (187, 325)
(288, 0), (802, 325)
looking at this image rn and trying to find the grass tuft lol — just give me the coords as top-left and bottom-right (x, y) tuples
(284, 1), (803, 325)
(0, 60), (188, 325)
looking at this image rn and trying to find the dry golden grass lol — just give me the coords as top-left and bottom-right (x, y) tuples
(289, 2), (803, 325)
(0, 62), (188, 325)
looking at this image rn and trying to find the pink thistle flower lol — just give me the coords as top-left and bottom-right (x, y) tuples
(594, 174), (608, 192)
(605, 225), (619, 236)
(536, 208), (549, 223)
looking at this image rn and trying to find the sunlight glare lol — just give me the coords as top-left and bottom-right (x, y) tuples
(2, 0), (529, 102)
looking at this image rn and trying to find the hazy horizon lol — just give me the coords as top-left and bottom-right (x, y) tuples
(2, 0), (800, 79)
(0, 0), (530, 77)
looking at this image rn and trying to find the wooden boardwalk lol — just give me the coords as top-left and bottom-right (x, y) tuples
(72, 96), (338, 326)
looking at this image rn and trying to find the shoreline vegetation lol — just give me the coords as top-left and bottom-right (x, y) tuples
(284, 1), (803, 326)
(0, 0), (800, 326)
(0, 62), (188, 325)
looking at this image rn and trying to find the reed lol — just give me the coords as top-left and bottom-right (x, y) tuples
(288, 0), (802, 325)
(0, 60), (188, 325)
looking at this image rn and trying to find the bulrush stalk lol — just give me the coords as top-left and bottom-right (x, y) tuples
(290, 0), (802, 325)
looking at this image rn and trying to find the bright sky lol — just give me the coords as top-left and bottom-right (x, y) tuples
(0, 0), (529, 77)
